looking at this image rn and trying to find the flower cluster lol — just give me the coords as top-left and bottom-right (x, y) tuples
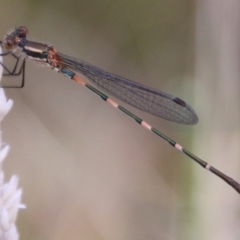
(0, 47), (25, 240)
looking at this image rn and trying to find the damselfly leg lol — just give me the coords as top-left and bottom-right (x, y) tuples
(0, 47), (25, 88)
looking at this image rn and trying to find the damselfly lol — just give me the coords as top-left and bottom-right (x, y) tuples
(0, 26), (240, 194)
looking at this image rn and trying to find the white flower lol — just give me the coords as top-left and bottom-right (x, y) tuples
(0, 46), (25, 240)
(0, 47), (13, 120)
(0, 46), (2, 77)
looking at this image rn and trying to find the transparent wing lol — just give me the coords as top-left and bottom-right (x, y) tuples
(57, 52), (198, 124)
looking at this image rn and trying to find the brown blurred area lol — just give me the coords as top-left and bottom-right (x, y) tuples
(0, 1), (240, 239)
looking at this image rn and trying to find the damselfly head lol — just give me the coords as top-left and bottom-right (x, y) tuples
(2, 26), (28, 50)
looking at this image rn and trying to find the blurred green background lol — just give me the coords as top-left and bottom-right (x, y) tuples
(0, 0), (240, 240)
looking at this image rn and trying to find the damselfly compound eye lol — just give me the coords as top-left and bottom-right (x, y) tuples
(16, 26), (28, 38)
(3, 37), (14, 50)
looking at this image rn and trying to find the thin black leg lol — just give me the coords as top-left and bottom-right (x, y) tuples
(0, 55), (26, 88)
(1, 53), (23, 75)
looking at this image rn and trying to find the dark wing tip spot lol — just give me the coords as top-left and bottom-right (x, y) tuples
(173, 97), (186, 107)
